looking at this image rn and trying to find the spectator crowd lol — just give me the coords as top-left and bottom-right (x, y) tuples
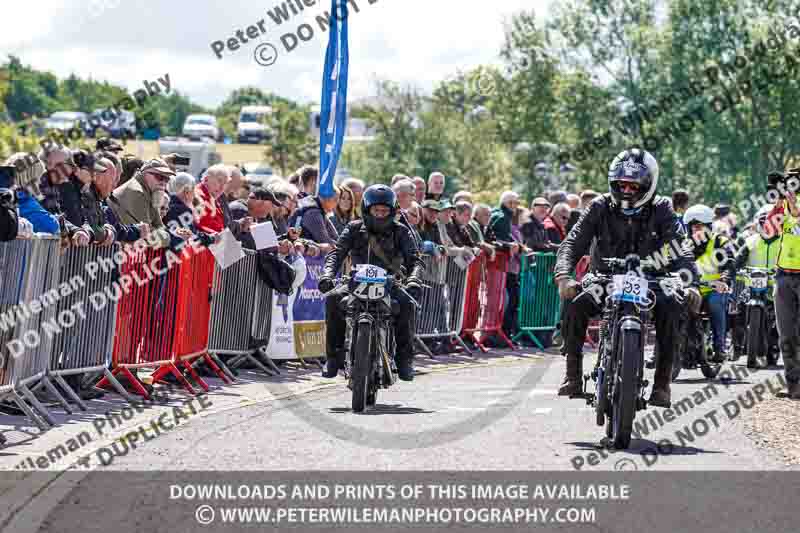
(2, 137), (719, 402)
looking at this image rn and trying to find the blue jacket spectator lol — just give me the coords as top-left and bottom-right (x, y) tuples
(16, 190), (59, 234)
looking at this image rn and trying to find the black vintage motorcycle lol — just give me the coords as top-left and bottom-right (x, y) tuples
(670, 281), (725, 381)
(740, 267), (779, 368)
(325, 264), (417, 413)
(583, 255), (676, 449)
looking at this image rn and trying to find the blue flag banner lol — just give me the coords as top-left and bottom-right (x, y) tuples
(317, 0), (349, 199)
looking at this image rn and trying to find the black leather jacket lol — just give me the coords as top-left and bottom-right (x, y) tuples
(555, 194), (700, 283)
(323, 220), (424, 280)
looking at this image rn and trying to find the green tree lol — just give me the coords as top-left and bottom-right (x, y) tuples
(262, 101), (317, 177)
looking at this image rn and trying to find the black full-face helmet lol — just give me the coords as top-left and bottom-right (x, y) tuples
(361, 184), (397, 234)
(607, 148), (659, 212)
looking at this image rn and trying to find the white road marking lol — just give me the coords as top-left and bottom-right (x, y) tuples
(484, 388), (558, 396)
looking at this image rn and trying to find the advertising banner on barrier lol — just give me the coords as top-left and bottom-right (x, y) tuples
(265, 254), (307, 360)
(293, 254), (326, 358)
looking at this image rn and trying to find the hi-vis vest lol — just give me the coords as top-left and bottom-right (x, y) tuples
(745, 234), (778, 270)
(744, 233), (778, 288)
(696, 233), (727, 296)
(777, 201), (800, 270)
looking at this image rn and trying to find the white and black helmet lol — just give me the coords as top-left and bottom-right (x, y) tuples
(607, 148), (659, 210)
(683, 204), (714, 227)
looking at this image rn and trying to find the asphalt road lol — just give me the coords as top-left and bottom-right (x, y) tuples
(5, 352), (798, 533)
(88, 353), (790, 471)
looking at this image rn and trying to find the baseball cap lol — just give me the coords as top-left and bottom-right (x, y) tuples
(250, 187), (282, 206)
(71, 149), (108, 172)
(421, 199), (442, 211)
(139, 158), (176, 181)
(532, 197), (551, 208)
(439, 200), (454, 210)
(95, 137), (124, 153)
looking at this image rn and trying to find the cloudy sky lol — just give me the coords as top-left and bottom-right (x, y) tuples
(1, 0), (553, 108)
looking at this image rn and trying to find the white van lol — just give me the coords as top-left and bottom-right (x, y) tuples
(158, 137), (222, 179)
(237, 106), (272, 144)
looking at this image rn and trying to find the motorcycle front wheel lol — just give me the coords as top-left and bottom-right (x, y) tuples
(352, 322), (373, 413)
(610, 327), (641, 449)
(700, 324), (722, 379)
(745, 306), (766, 369)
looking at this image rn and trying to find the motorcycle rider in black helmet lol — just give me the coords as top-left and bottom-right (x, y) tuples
(554, 148), (701, 407)
(318, 184), (425, 381)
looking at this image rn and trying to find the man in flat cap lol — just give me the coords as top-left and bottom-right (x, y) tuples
(108, 158), (174, 248)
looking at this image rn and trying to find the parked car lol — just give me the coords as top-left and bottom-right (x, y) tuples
(237, 106), (272, 144)
(182, 114), (223, 142)
(45, 111), (88, 134)
(242, 161), (275, 187)
(109, 110), (136, 139)
(85, 108), (135, 139)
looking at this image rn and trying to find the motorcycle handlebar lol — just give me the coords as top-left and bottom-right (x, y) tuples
(319, 274), (431, 299)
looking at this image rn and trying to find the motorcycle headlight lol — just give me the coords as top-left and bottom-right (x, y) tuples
(739, 288), (750, 303)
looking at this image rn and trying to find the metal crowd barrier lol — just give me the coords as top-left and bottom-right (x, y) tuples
(150, 246), (230, 394)
(33, 245), (132, 411)
(96, 246), (227, 399)
(415, 253), (472, 356)
(515, 253), (561, 349)
(460, 250), (515, 351)
(207, 250), (279, 376)
(97, 247), (180, 398)
(0, 237), (63, 430)
(157, 246), (225, 390)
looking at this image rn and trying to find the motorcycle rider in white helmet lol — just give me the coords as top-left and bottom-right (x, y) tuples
(683, 204), (736, 363)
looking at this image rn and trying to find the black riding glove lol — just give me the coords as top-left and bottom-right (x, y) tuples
(318, 277), (335, 295)
(405, 277), (423, 302)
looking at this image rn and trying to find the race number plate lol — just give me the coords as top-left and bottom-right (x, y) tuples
(354, 264), (387, 283)
(611, 274), (649, 304)
(750, 276), (768, 289)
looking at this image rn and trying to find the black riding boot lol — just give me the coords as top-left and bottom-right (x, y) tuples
(558, 353), (583, 396)
(322, 351), (346, 378)
(649, 356), (672, 408)
(396, 356), (414, 381)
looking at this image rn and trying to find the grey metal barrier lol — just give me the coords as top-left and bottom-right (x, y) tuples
(34, 245), (133, 411)
(206, 250), (279, 376)
(415, 252), (473, 357)
(0, 237), (63, 430)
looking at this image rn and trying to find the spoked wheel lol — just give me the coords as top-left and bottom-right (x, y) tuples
(745, 307), (766, 369)
(352, 323), (372, 413)
(610, 328), (641, 449)
(596, 339), (611, 427)
(700, 326), (722, 379)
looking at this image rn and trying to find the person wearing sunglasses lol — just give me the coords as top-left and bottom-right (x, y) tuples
(553, 148), (700, 408)
(107, 157), (175, 249)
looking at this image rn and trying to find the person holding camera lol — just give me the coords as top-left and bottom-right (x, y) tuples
(766, 168), (800, 399)
(0, 186), (19, 241)
(2, 154), (59, 235)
